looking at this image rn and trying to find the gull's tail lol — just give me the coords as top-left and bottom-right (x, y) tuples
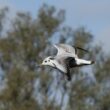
(76, 58), (95, 66)
(91, 60), (95, 64)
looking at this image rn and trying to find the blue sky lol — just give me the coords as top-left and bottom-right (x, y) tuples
(0, 0), (110, 53)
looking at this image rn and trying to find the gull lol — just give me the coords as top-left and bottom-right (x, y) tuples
(41, 44), (95, 81)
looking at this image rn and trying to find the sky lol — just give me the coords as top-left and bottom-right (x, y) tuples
(0, 0), (110, 53)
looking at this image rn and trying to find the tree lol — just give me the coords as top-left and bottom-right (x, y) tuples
(0, 4), (64, 110)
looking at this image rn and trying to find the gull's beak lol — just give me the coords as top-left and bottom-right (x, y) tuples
(36, 64), (43, 68)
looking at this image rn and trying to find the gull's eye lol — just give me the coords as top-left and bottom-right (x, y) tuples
(45, 60), (47, 63)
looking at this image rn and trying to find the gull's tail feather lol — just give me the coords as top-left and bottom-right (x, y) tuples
(91, 60), (95, 64)
(76, 58), (95, 66)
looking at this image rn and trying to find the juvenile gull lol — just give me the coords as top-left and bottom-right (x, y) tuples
(41, 44), (95, 81)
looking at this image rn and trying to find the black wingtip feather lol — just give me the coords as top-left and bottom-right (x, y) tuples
(66, 72), (71, 81)
(73, 46), (89, 53)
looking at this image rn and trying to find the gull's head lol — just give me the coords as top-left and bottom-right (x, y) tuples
(41, 56), (56, 67)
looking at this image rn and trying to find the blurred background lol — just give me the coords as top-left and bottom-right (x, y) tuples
(0, 0), (110, 110)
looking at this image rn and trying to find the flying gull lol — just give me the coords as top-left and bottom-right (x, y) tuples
(41, 44), (95, 81)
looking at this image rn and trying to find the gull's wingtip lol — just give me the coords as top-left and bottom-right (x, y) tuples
(53, 44), (58, 48)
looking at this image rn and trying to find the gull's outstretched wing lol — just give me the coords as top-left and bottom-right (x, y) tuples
(54, 44), (89, 57)
(54, 44), (77, 57)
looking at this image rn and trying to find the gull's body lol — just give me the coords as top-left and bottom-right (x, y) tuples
(41, 44), (94, 81)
